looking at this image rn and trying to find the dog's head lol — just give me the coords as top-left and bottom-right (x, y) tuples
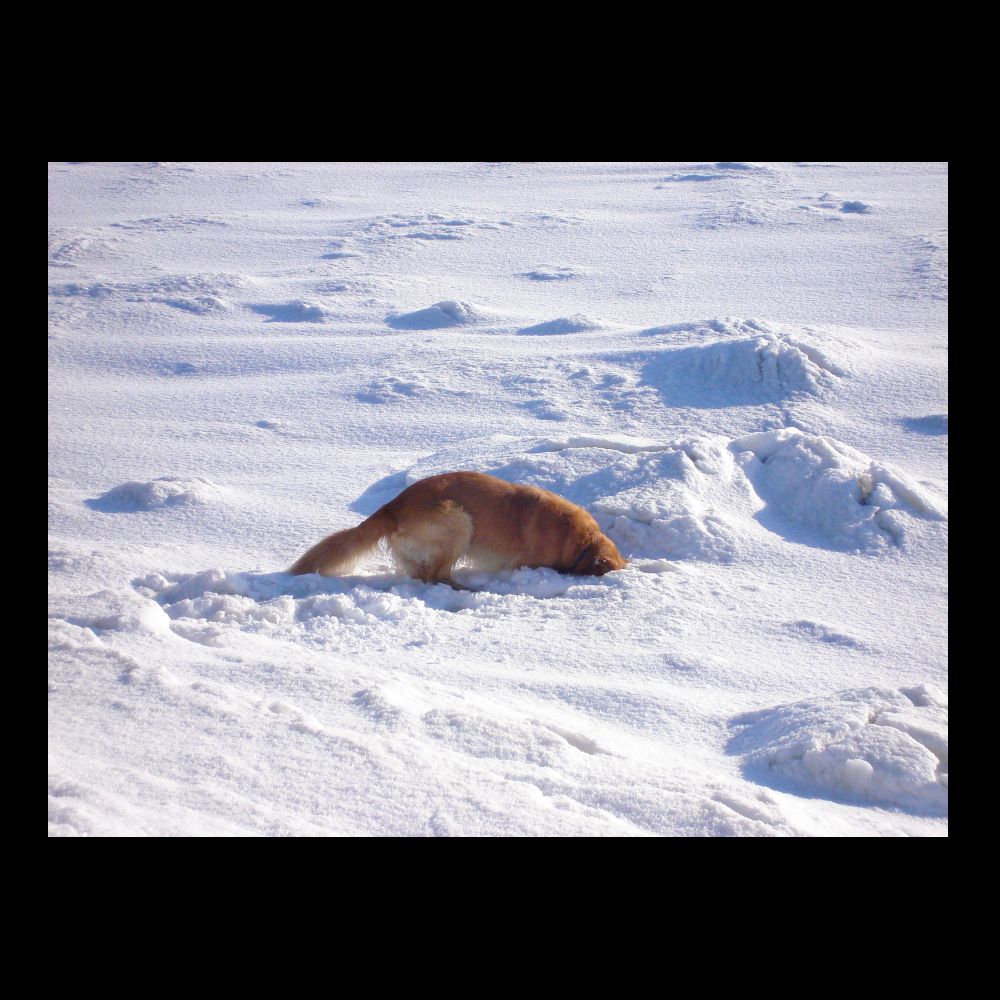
(573, 537), (628, 576)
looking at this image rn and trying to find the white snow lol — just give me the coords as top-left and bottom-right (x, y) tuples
(93, 476), (229, 512)
(728, 685), (948, 812)
(733, 428), (947, 552)
(49, 162), (948, 837)
(520, 314), (605, 335)
(387, 300), (484, 330)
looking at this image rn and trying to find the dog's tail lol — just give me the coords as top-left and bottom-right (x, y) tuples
(288, 508), (395, 576)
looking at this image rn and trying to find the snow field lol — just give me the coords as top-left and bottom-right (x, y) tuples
(49, 162), (947, 836)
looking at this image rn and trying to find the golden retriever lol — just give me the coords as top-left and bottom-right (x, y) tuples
(289, 470), (627, 586)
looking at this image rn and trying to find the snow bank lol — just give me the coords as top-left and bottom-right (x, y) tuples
(90, 477), (228, 512)
(641, 332), (843, 407)
(732, 428), (947, 551)
(728, 685), (948, 814)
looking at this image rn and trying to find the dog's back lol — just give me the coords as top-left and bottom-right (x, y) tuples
(290, 470), (626, 584)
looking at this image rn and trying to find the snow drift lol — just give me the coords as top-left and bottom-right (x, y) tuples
(728, 685), (948, 814)
(89, 477), (228, 512)
(733, 429), (947, 551)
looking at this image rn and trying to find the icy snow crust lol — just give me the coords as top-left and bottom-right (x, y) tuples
(49, 162), (947, 837)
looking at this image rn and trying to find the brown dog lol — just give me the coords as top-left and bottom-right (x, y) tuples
(289, 470), (627, 586)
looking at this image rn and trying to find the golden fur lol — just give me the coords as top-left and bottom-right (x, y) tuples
(289, 471), (627, 586)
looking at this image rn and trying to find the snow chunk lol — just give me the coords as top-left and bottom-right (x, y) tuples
(732, 428), (947, 552)
(728, 686), (948, 813)
(387, 300), (482, 330)
(91, 477), (227, 512)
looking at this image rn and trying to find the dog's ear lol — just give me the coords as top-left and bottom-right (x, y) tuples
(568, 543), (596, 574)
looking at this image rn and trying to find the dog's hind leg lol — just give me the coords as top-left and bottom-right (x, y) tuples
(388, 500), (473, 587)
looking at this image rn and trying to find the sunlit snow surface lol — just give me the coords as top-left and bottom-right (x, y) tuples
(49, 162), (947, 836)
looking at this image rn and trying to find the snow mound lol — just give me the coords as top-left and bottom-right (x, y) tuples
(519, 266), (580, 281)
(519, 314), (603, 335)
(732, 428), (947, 551)
(581, 437), (754, 563)
(387, 300), (483, 330)
(91, 477), (228, 512)
(407, 433), (761, 563)
(728, 685), (948, 814)
(250, 300), (328, 322)
(55, 588), (173, 637)
(642, 332), (843, 407)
